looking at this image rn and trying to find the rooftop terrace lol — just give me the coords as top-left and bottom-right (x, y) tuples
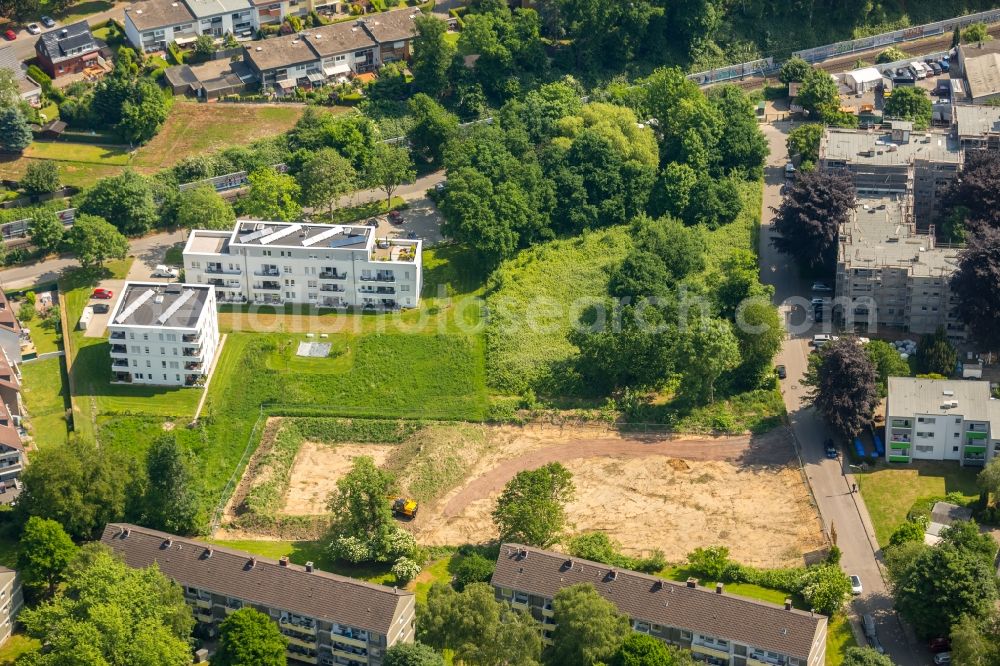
(110, 283), (212, 329)
(232, 221), (371, 250)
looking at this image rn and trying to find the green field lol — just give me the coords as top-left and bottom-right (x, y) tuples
(856, 461), (980, 546)
(0, 635), (41, 665)
(825, 613), (858, 666)
(20, 357), (70, 450)
(205, 539), (395, 585)
(661, 566), (798, 608)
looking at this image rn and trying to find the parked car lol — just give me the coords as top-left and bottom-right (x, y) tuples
(784, 162), (796, 178)
(933, 653), (951, 665)
(40, 15), (55, 27)
(929, 639), (951, 654)
(938, 59), (950, 72)
(150, 265), (178, 278)
(862, 613), (885, 653)
(824, 439), (838, 459)
(92, 303), (110, 314)
(850, 575), (863, 595)
(776, 365), (786, 379)
(26, 23), (40, 34)
(812, 334), (834, 348)
(434, 182), (446, 193)
(387, 210), (404, 224)
(365, 218), (379, 227)
(810, 297), (828, 307)
(928, 62), (942, 75)
(3, 29), (16, 40)
(92, 288), (114, 299)
(406, 231), (418, 240)
(811, 282), (832, 292)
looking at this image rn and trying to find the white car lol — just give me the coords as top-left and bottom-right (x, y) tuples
(26, 23), (41, 35)
(850, 575), (863, 595)
(150, 265), (179, 278)
(811, 282), (832, 292)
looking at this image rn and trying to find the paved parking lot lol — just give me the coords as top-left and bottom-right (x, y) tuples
(370, 197), (445, 245)
(81, 279), (125, 338)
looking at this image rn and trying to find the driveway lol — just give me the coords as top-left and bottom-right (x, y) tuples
(758, 121), (923, 666)
(81, 278), (124, 338)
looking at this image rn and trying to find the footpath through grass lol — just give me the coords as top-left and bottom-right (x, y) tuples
(857, 461), (980, 546)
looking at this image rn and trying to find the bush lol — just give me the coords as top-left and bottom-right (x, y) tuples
(453, 553), (495, 591)
(392, 556), (421, 585)
(686, 546), (731, 580)
(330, 535), (375, 564)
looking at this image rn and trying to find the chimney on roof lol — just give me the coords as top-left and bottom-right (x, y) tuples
(248, 557), (257, 570)
(652, 580), (663, 591)
(607, 570), (618, 581)
(305, 561), (314, 572)
(123, 528), (131, 538)
(716, 582), (724, 594)
(162, 538), (173, 548)
(279, 556), (289, 567)
(518, 549), (528, 560)
(204, 547), (213, 559)
(784, 598), (792, 610)
(686, 578), (697, 588)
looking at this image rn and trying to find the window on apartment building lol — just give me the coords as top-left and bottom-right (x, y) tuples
(136, 373), (143, 379)
(162, 361), (167, 368)
(680, 630), (692, 641)
(160, 347), (165, 355)
(176, 374), (181, 382)
(335, 54), (346, 62)
(144, 347), (150, 354)
(146, 361), (151, 368)
(499, 588), (512, 597)
(513, 591), (528, 603)
(129, 332), (135, 339)
(308, 293), (317, 300)
(130, 346), (139, 354)
(132, 360), (137, 367)
(158, 333), (164, 341)
(170, 362), (179, 369)
(956, 418), (962, 424)
(954, 446), (960, 452)
(918, 417), (936, 424)
(143, 333), (149, 341)
(162, 374), (167, 381)
(633, 621), (651, 633)
(284, 266), (292, 274)
(400, 285), (410, 292)
(285, 292), (294, 299)
(354, 50), (367, 57)
(916, 445), (934, 452)
(308, 281), (317, 288)
(954, 433), (960, 438)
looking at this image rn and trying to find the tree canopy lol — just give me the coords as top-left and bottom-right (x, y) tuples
(883, 86), (932, 130)
(64, 214), (129, 270)
(548, 583), (630, 666)
(807, 338), (879, 439)
(492, 462), (575, 547)
(916, 327), (956, 377)
(215, 607), (288, 666)
(175, 184), (236, 232)
(238, 168), (302, 221)
(17, 516), (78, 598)
(952, 225), (1000, 349)
(79, 170), (159, 236)
(771, 170), (855, 272)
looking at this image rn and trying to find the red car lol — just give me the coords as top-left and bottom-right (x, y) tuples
(388, 210), (404, 224)
(92, 288), (114, 299)
(3, 29), (16, 40)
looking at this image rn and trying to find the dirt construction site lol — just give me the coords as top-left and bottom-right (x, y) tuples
(227, 422), (827, 569)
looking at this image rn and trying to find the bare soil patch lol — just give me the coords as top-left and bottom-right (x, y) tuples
(282, 442), (396, 515)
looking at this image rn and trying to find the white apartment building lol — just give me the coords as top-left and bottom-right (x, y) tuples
(183, 220), (422, 309)
(107, 282), (220, 387)
(886, 377), (1000, 467)
(0, 567), (23, 647)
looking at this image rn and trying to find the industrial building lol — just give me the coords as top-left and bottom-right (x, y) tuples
(183, 220), (422, 310)
(834, 195), (964, 341)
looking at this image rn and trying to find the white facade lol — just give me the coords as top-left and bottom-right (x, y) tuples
(108, 283), (220, 387)
(886, 377), (1000, 467)
(183, 221), (422, 309)
(0, 567), (23, 647)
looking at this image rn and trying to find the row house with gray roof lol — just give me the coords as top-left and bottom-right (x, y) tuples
(492, 544), (827, 666)
(101, 524), (416, 666)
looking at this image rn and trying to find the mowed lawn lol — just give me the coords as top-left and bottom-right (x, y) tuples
(131, 102), (322, 173)
(857, 461), (980, 546)
(205, 539), (395, 585)
(20, 357), (70, 450)
(0, 143), (131, 188)
(825, 613), (857, 666)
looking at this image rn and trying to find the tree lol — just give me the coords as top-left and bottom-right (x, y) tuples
(940, 520), (999, 562)
(676, 316), (740, 403)
(214, 607), (287, 666)
(979, 458), (1000, 507)
(453, 552), (496, 591)
(20, 160), (60, 195)
(142, 435), (201, 535)
(492, 463), (574, 547)
(0, 106), (33, 153)
(883, 86), (932, 130)
(941, 150), (1000, 229)
(548, 584), (630, 666)
(916, 327), (956, 376)
(17, 544), (193, 666)
(193, 34), (216, 57)
(733, 299), (783, 390)
(888, 520), (926, 548)
(368, 143), (415, 209)
(79, 170), (158, 236)
(786, 123), (824, 170)
(771, 170), (855, 272)
(876, 47), (908, 64)
(407, 94), (460, 166)
(29, 209), (65, 255)
(609, 250), (672, 302)
(842, 647), (894, 666)
(16, 441), (141, 540)
(118, 79), (170, 144)
(711, 86), (769, 178)
(412, 14), (455, 99)
(237, 168), (302, 221)
(296, 148), (356, 219)
(64, 214), (129, 269)
(952, 225), (1000, 349)
(951, 612), (1000, 666)
(963, 22), (990, 44)
(808, 338), (879, 439)
(894, 542), (998, 637)
(418, 583), (541, 666)
(611, 633), (691, 666)
(17, 517), (77, 597)
(778, 56), (811, 84)
(800, 565), (852, 616)
(385, 642), (445, 666)
(797, 69), (839, 117)
(175, 184), (236, 232)
(865, 339), (911, 397)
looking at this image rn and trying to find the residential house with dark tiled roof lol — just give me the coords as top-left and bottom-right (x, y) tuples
(101, 524), (416, 665)
(492, 544), (828, 666)
(34, 20), (100, 78)
(356, 7), (418, 64)
(0, 292), (24, 365)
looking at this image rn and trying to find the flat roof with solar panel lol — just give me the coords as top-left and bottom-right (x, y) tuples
(230, 220), (371, 250)
(109, 282), (212, 329)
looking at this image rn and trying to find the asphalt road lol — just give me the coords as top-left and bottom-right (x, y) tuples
(758, 122), (923, 666)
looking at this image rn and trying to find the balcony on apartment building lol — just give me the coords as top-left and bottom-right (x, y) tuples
(286, 646), (319, 665)
(110, 344), (128, 356)
(319, 270), (348, 280)
(359, 271), (395, 283)
(110, 331), (125, 340)
(182, 348), (203, 360)
(0, 458), (23, 475)
(371, 239), (418, 263)
(323, 627), (368, 649)
(112, 372), (132, 383)
(318, 297), (347, 308)
(206, 265), (241, 275)
(254, 267), (280, 277)
(280, 615), (317, 635)
(208, 278), (243, 288)
(324, 641), (369, 664)
(111, 359), (129, 368)
(320, 284), (346, 293)
(358, 286), (395, 295)
(748, 650), (790, 666)
(185, 361), (203, 372)
(254, 281), (281, 291)
(185, 374), (205, 387)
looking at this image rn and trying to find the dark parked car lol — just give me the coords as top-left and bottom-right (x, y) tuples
(387, 210), (404, 224)
(365, 218), (378, 227)
(92, 303), (110, 314)
(40, 15), (55, 27)
(929, 62), (942, 75)
(825, 439), (838, 459)
(776, 365), (786, 379)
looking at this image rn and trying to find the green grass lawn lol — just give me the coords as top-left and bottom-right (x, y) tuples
(825, 613), (858, 666)
(660, 566), (800, 608)
(857, 461), (980, 546)
(0, 635), (41, 665)
(20, 357), (70, 450)
(327, 196), (405, 224)
(49, 0), (114, 24)
(26, 141), (131, 165)
(163, 244), (184, 266)
(414, 555), (455, 605)
(205, 539), (395, 585)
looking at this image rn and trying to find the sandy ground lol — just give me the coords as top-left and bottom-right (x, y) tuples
(258, 422), (825, 568)
(282, 442), (395, 515)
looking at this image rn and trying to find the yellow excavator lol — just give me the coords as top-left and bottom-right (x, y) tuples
(392, 497), (418, 519)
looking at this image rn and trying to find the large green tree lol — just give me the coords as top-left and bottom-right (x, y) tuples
(676, 316), (740, 404)
(865, 339), (911, 397)
(296, 148), (356, 219)
(29, 209), (66, 256)
(418, 583), (541, 666)
(786, 123), (824, 170)
(842, 647), (894, 666)
(807, 338), (879, 439)
(950, 611), (1000, 666)
(779, 56), (812, 84)
(548, 583), (630, 666)
(17, 516), (78, 597)
(611, 633), (692, 666)
(0, 106), (32, 153)
(492, 462), (574, 547)
(64, 214), (129, 269)
(142, 434), (201, 535)
(407, 94), (460, 166)
(711, 85), (769, 178)
(20, 160), (60, 195)
(916, 327), (957, 377)
(238, 168), (302, 221)
(214, 607), (288, 666)
(118, 79), (170, 144)
(17, 544), (193, 665)
(368, 143), (415, 209)
(979, 458), (1000, 508)
(175, 184), (236, 232)
(79, 170), (159, 236)
(884, 86), (932, 130)
(385, 642), (445, 666)
(411, 14), (455, 99)
(797, 69), (839, 117)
